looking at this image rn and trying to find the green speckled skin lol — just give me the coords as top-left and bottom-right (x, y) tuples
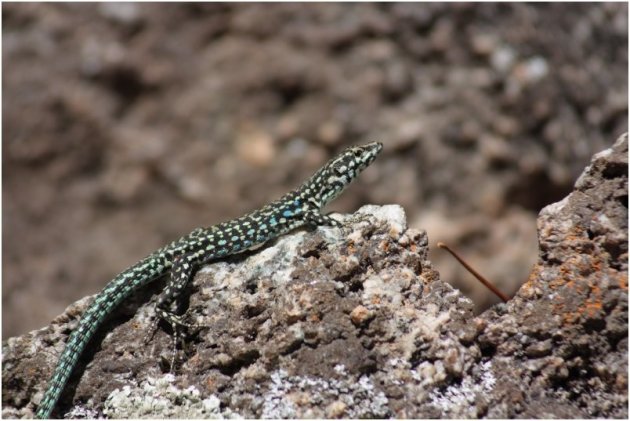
(36, 142), (382, 418)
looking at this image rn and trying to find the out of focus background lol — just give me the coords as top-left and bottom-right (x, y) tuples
(3, 3), (627, 338)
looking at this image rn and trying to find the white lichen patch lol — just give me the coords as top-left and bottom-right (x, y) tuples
(103, 374), (240, 419)
(198, 230), (307, 301)
(63, 406), (101, 419)
(357, 204), (407, 233)
(362, 266), (418, 307)
(392, 303), (452, 361)
(427, 360), (496, 418)
(262, 369), (390, 419)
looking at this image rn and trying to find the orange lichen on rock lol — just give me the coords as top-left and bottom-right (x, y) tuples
(617, 272), (627, 290)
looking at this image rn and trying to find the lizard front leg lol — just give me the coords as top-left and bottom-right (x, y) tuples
(304, 210), (343, 229)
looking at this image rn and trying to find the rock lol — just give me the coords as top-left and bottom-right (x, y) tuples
(476, 133), (628, 418)
(3, 205), (470, 418)
(349, 304), (374, 326)
(2, 134), (627, 418)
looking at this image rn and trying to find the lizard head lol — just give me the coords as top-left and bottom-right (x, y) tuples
(307, 141), (383, 208)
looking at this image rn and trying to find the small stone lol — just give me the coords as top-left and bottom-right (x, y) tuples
(350, 305), (374, 326)
(491, 45), (516, 72)
(326, 400), (347, 418)
(99, 3), (140, 25)
(317, 121), (344, 146)
(525, 339), (553, 358)
(236, 126), (276, 167)
(471, 33), (497, 56)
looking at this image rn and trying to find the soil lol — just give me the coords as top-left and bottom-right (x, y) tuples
(3, 3), (628, 338)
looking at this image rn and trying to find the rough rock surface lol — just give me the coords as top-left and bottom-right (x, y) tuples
(474, 134), (628, 418)
(2, 135), (627, 418)
(4, 205), (465, 419)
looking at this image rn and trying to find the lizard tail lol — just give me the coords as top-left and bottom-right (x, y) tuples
(36, 259), (163, 418)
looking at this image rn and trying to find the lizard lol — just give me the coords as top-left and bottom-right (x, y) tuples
(35, 141), (383, 418)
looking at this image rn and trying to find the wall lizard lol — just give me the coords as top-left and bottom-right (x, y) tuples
(35, 141), (383, 418)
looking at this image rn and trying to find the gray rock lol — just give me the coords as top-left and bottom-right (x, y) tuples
(4, 205), (468, 418)
(2, 134), (627, 418)
(477, 133), (628, 418)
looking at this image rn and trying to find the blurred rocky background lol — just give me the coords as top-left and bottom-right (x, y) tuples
(3, 3), (628, 338)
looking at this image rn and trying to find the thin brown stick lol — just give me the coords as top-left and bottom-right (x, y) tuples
(437, 242), (510, 303)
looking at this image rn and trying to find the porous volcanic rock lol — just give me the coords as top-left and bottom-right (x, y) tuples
(4, 205), (476, 418)
(473, 134), (628, 418)
(477, 134), (628, 418)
